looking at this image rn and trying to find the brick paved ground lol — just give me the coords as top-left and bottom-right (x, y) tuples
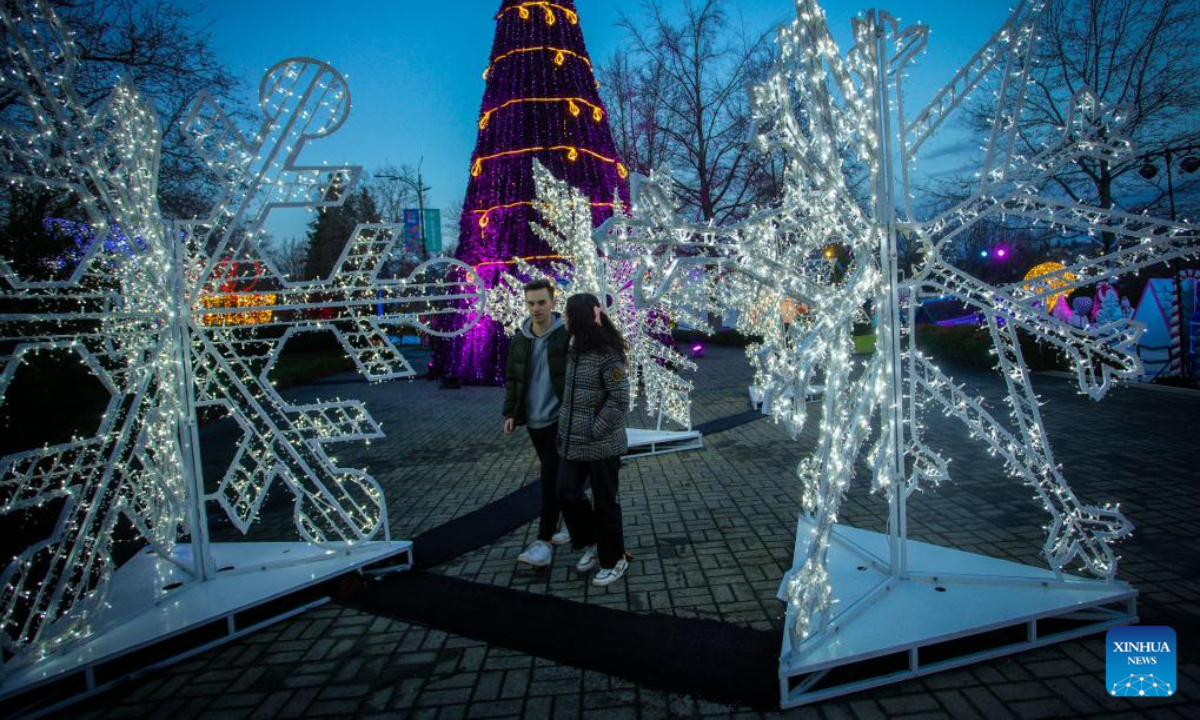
(55, 345), (1198, 719)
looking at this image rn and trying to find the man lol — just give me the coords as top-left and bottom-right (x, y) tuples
(504, 279), (571, 566)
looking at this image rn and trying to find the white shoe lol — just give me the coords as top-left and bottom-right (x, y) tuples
(550, 525), (571, 546)
(574, 545), (598, 573)
(516, 540), (552, 568)
(592, 556), (630, 587)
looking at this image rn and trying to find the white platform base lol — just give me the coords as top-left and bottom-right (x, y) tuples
(749, 385), (824, 414)
(777, 519), (1136, 708)
(0, 540), (411, 718)
(624, 427), (704, 457)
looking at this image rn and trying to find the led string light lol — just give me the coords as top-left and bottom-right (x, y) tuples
(0, 0), (485, 664)
(473, 199), (614, 229)
(496, 2), (578, 26)
(602, 0), (1198, 648)
(483, 45), (591, 79)
(485, 162), (696, 427)
(473, 253), (565, 270)
(471, 145), (627, 178)
(437, 0), (628, 385)
(198, 293), (277, 326)
(479, 96), (604, 129)
(1023, 261), (1077, 313)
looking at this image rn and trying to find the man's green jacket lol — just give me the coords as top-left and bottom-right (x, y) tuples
(503, 318), (569, 424)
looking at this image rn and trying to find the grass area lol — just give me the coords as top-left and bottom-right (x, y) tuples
(914, 324), (1070, 371)
(672, 329), (760, 347)
(266, 350), (358, 389)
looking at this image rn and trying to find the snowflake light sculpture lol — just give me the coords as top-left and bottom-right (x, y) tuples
(611, 0), (1198, 659)
(0, 1), (483, 664)
(488, 162), (696, 427)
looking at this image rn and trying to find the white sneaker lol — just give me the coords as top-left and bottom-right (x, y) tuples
(592, 556), (630, 587)
(550, 525), (571, 546)
(516, 540), (552, 568)
(574, 545), (598, 573)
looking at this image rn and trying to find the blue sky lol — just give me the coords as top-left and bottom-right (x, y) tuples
(189, 0), (1019, 244)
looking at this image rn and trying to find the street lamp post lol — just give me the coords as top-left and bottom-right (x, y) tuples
(378, 156), (432, 257)
(1138, 145), (1200, 381)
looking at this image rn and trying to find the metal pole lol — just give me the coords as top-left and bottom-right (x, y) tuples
(379, 163), (432, 258)
(172, 224), (215, 580)
(874, 16), (909, 578)
(416, 157), (427, 257)
(1165, 151), (1189, 379)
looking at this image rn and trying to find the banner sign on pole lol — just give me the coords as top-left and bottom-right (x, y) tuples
(423, 209), (442, 255)
(402, 209), (422, 254)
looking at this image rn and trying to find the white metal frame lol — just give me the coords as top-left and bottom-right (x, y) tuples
(0, 1), (483, 696)
(0, 541), (410, 719)
(777, 520), (1136, 707)
(624, 428), (704, 458)
(599, 0), (1197, 708)
(624, 383), (704, 458)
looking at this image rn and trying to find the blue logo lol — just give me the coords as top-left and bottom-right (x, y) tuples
(1106, 626), (1176, 697)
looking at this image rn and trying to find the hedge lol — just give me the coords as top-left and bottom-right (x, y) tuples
(914, 324), (1070, 371)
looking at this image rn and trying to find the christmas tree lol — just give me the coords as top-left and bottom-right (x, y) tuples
(434, 0), (629, 385)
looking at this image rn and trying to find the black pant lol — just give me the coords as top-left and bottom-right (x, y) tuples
(558, 456), (624, 569)
(527, 424), (562, 542)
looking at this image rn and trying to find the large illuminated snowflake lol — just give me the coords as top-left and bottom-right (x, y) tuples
(610, 0), (1198, 643)
(487, 161), (698, 427)
(0, 2), (482, 661)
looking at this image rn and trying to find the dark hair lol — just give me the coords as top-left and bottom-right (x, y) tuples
(524, 278), (555, 298)
(565, 293), (627, 363)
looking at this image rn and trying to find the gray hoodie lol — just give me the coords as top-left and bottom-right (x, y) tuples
(522, 314), (566, 429)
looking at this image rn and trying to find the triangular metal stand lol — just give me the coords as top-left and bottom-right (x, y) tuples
(625, 427), (704, 457)
(0, 541), (410, 719)
(777, 518), (1136, 708)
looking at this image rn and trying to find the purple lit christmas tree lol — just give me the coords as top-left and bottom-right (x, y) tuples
(433, 0), (629, 385)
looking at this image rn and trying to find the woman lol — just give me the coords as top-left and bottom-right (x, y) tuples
(557, 292), (632, 587)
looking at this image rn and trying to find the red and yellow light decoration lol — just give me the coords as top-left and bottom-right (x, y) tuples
(471, 145), (627, 178)
(479, 96), (603, 129)
(746, 293), (809, 326)
(483, 46), (591, 79)
(474, 253), (566, 270)
(199, 293), (277, 327)
(198, 259), (276, 326)
(497, 2), (578, 25)
(473, 199), (615, 229)
(1023, 261), (1078, 313)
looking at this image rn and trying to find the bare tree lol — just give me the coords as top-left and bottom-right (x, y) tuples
(362, 163), (420, 224)
(0, 0), (243, 277)
(970, 0), (1200, 252)
(267, 235), (309, 280)
(599, 52), (676, 176)
(440, 197), (463, 256)
(46, 0), (244, 217)
(608, 0), (778, 223)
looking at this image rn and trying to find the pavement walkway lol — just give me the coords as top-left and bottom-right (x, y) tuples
(56, 345), (1199, 719)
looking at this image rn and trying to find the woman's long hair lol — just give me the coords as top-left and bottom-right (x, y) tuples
(565, 293), (627, 364)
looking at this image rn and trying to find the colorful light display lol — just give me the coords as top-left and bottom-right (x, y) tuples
(1023, 261), (1078, 313)
(484, 45), (592, 79)
(485, 162), (696, 427)
(0, 0), (484, 664)
(433, 0), (629, 385)
(607, 0), (1197, 653)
